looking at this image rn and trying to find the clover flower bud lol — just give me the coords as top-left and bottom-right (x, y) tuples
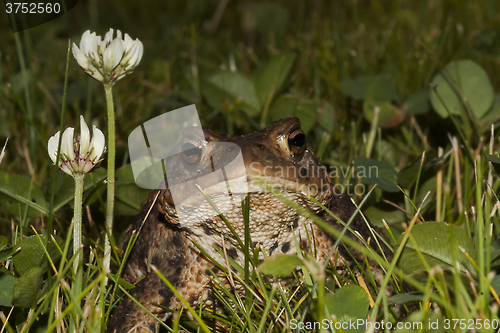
(48, 116), (105, 176)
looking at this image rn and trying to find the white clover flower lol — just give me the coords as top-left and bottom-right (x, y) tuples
(48, 116), (106, 176)
(72, 28), (143, 85)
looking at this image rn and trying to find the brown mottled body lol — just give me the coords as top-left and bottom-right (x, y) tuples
(108, 191), (212, 332)
(108, 118), (391, 332)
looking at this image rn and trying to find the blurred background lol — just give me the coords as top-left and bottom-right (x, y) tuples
(1, 0), (500, 231)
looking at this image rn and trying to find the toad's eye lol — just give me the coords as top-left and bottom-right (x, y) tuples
(288, 128), (306, 155)
(181, 140), (202, 164)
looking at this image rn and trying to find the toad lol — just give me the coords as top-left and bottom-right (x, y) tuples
(108, 117), (391, 332)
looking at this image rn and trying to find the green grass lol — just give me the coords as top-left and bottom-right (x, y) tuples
(2, 0), (500, 332)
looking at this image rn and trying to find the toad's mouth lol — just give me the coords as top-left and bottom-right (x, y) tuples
(163, 173), (332, 209)
(159, 173), (333, 230)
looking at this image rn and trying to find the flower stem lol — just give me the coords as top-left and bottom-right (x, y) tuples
(73, 173), (85, 274)
(104, 84), (115, 281)
(73, 174), (84, 327)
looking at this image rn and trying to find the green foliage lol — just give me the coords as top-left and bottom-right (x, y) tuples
(202, 71), (261, 116)
(364, 203), (406, 228)
(324, 285), (370, 333)
(405, 88), (432, 115)
(115, 165), (150, 215)
(12, 266), (44, 308)
(362, 75), (404, 128)
(0, 235), (8, 251)
(200, 51), (318, 133)
(474, 25), (500, 56)
(339, 74), (405, 128)
(490, 275), (500, 295)
(0, 268), (17, 306)
(430, 59), (494, 120)
(52, 168), (107, 212)
(255, 52), (297, 105)
(398, 156), (424, 190)
(390, 291), (425, 304)
(257, 254), (304, 278)
(0, 172), (48, 218)
(339, 75), (385, 100)
(485, 153), (500, 175)
(481, 95), (500, 128)
(399, 222), (477, 274)
(252, 2), (289, 36)
(12, 234), (63, 276)
(353, 157), (399, 192)
(268, 96), (316, 133)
